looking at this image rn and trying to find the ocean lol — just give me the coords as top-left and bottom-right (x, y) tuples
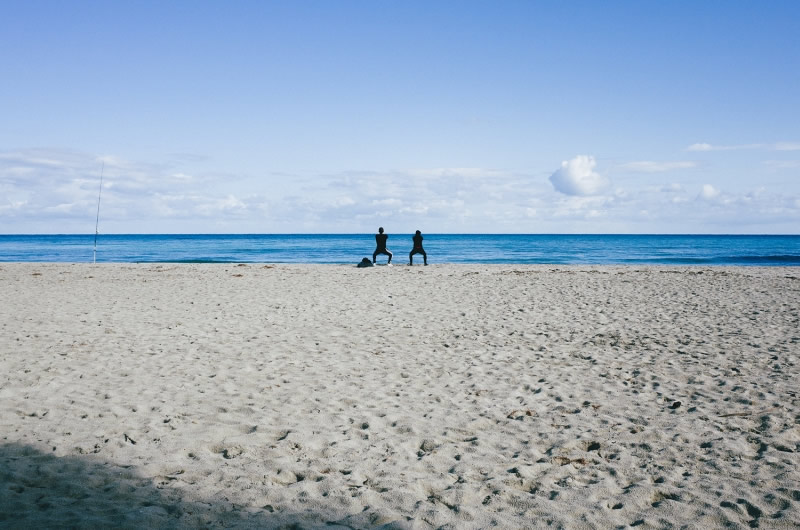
(0, 234), (798, 265)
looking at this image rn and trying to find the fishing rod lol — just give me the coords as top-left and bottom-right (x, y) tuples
(93, 162), (104, 264)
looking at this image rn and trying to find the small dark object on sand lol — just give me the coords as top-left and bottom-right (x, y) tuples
(357, 257), (374, 268)
(671, 401), (682, 409)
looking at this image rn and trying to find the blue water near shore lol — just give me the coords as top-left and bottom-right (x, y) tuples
(0, 234), (798, 265)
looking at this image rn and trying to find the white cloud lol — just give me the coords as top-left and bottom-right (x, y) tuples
(764, 160), (800, 169)
(0, 148), (253, 232)
(330, 196), (356, 208)
(0, 200), (26, 214)
(744, 187), (766, 200)
(551, 195), (611, 218)
(687, 143), (762, 152)
(688, 142), (800, 152)
(620, 161), (696, 173)
(687, 143), (714, 152)
(2, 148), (798, 234)
(774, 142), (800, 151)
(659, 183), (684, 193)
(699, 184), (721, 200)
(398, 204), (430, 215)
(549, 155), (609, 196)
(371, 198), (403, 208)
(407, 167), (503, 179)
(171, 172), (194, 181)
(0, 149), (90, 168)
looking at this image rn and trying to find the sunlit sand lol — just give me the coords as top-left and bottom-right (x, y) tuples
(1, 264), (798, 528)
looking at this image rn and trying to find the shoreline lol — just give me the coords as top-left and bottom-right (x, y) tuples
(1, 264), (798, 527)
(3, 261), (800, 267)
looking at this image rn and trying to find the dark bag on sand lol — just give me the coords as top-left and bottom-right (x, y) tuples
(357, 257), (373, 268)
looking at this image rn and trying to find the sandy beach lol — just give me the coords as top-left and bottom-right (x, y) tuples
(1, 263), (798, 528)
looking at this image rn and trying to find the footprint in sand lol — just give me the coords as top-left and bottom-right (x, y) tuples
(583, 441), (601, 452)
(211, 444), (244, 459)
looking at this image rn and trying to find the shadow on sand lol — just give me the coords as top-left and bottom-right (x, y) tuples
(0, 442), (404, 529)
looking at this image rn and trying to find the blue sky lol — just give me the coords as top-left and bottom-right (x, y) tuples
(1, 1), (799, 233)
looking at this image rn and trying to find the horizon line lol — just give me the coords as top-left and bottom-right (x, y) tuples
(1, 233), (799, 237)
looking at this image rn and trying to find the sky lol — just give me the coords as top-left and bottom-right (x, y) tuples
(1, 1), (799, 234)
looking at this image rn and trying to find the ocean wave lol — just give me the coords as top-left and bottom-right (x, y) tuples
(716, 254), (800, 265)
(648, 255), (800, 265)
(135, 258), (246, 264)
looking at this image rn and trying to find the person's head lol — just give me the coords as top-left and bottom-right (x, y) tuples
(378, 227), (384, 234)
(415, 230), (421, 235)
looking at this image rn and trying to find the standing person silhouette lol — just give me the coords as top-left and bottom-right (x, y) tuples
(409, 230), (427, 265)
(373, 227), (392, 264)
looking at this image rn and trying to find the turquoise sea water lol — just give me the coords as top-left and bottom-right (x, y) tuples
(0, 234), (798, 265)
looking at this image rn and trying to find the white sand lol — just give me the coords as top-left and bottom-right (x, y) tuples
(1, 263), (798, 528)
